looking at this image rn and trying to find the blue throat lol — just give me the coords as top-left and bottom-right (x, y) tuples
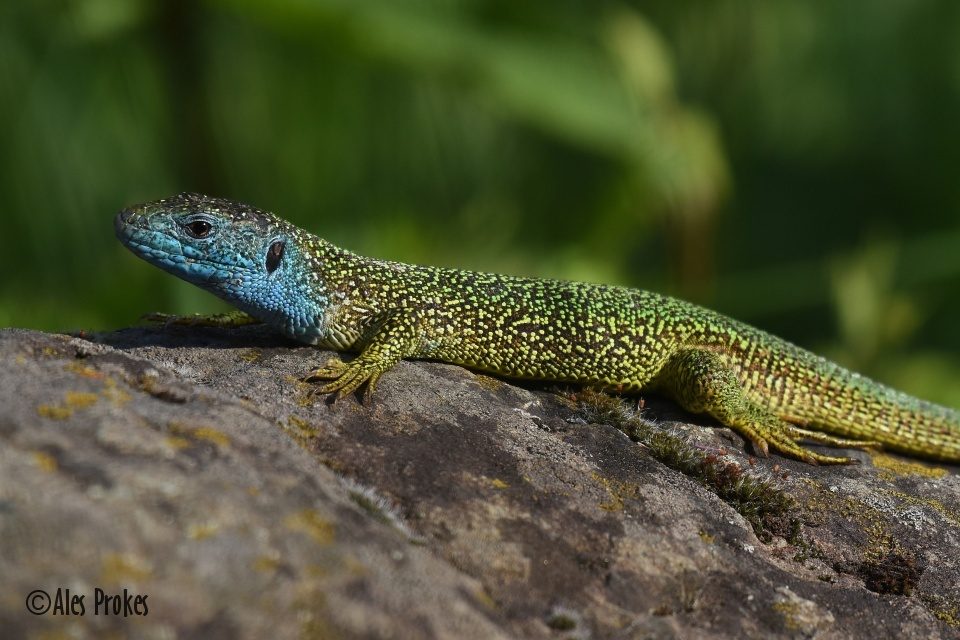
(114, 197), (332, 345)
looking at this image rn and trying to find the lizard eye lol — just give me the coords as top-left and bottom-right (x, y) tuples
(266, 240), (285, 274)
(183, 220), (212, 239)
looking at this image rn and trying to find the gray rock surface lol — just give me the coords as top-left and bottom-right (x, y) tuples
(0, 324), (958, 639)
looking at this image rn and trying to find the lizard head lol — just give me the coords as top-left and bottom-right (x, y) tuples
(115, 193), (333, 338)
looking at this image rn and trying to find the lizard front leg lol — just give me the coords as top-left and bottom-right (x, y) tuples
(304, 308), (423, 399)
(654, 347), (878, 464)
(143, 310), (262, 327)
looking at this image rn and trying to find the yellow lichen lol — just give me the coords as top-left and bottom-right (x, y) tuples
(37, 389), (104, 420)
(165, 436), (191, 450)
(921, 594), (960, 629)
(286, 415), (323, 440)
(168, 423), (230, 449)
(862, 522), (896, 563)
(888, 490), (960, 528)
(64, 362), (105, 380)
(772, 600), (803, 631)
(772, 587), (833, 634)
(285, 509), (336, 545)
(192, 427), (231, 448)
(870, 452), (948, 480)
(64, 391), (98, 409)
(188, 523), (219, 540)
(304, 564), (330, 578)
(101, 378), (132, 406)
(592, 471), (642, 512)
(343, 555), (369, 577)
(473, 374), (504, 392)
(473, 588), (498, 610)
(294, 588), (335, 640)
(100, 553), (153, 584)
(37, 405), (72, 420)
(238, 349), (262, 363)
(490, 478), (510, 489)
(33, 451), (58, 472)
(253, 555), (282, 573)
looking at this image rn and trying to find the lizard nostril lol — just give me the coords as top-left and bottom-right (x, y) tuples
(115, 211), (129, 235)
(118, 209), (138, 224)
(115, 208), (143, 237)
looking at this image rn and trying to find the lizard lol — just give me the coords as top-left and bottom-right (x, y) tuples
(114, 193), (960, 465)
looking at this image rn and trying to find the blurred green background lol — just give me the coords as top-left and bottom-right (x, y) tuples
(3, 0), (960, 405)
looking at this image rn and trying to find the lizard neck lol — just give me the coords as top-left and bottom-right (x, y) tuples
(210, 230), (344, 346)
(299, 246), (420, 350)
(234, 235), (411, 351)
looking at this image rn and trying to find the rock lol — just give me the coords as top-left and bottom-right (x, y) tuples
(0, 324), (958, 639)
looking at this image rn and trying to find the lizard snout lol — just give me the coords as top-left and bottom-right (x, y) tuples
(114, 207), (143, 234)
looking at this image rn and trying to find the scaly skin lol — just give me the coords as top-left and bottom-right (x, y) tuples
(114, 193), (960, 465)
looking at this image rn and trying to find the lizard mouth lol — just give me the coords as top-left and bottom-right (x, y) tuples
(115, 211), (235, 286)
(115, 211), (192, 272)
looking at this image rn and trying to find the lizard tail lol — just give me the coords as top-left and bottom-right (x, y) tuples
(788, 354), (960, 462)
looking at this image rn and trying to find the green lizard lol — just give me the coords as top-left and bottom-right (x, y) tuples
(114, 193), (960, 465)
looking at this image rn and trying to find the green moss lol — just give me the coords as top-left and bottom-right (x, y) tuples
(545, 606), (582, 632)
(349, 491), (393, 525)
(571, 389), (796, 540)
(546, 614), (577, 631)
(797, 480), (933, 592)
(858, 547), (923, 596)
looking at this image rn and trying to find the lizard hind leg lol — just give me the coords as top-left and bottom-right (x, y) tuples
(655, 347), (861, 465)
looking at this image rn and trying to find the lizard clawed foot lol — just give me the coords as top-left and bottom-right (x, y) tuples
(302, 309), (414, 403)
(735, 417), (867, 465)
(304, 357), (383, 401)
(786, 426), (880, 451)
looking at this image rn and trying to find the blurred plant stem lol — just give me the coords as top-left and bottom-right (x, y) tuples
(156, 0), (224, 192)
